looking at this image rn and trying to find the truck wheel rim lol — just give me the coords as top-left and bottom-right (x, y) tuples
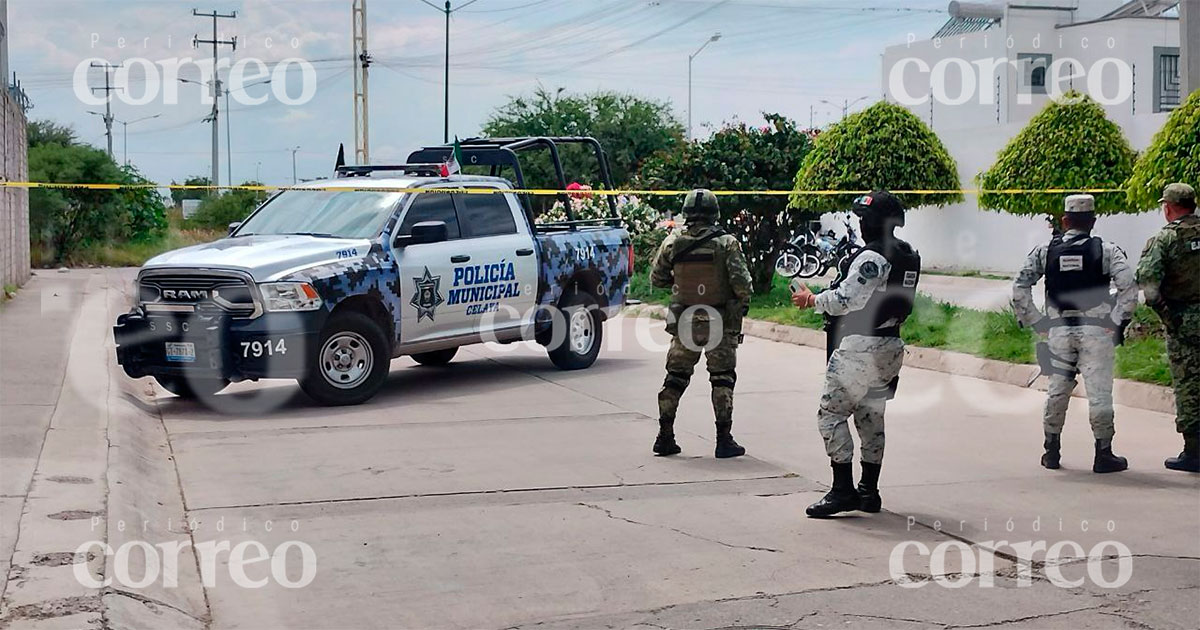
(569, 308), (595, 355)
(320, 332), (373, 389)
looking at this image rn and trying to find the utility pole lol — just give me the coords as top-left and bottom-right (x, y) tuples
(225, 88), (232, 186)
(419, 0), (482, 143)
(1183, 0), (1199, 98)
(89, 62), (121, 159)
(809, 105), (814, 130)
(193, 8), (237, 193)
(352, 0), (371, 164)
(444, 0), (450, 143)
(687, 32), (721, 141)
(291, 146), (300, 185)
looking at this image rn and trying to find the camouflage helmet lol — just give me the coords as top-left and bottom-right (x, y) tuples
(682, 188), (720, 219)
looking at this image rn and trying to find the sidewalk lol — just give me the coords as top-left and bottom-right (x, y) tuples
(0, 270), (89, 604)
(810, 269), (1016, 311)
(0, 269), (206, 629)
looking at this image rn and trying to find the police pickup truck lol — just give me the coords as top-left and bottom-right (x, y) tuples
(114, 137), (632, 405)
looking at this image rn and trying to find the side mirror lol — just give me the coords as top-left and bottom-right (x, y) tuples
(228, 222), (242, 236)
(395, 221), (448, 247)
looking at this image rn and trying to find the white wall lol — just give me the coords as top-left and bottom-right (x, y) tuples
(877, 6), (1179, 272)
(898, 113), (1170, 273)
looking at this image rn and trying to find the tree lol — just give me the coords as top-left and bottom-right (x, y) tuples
(978, 92), (1136, 217)
(638, 113), (814, 293)
(187, 183), (270, 229)
(117, 166), (169, 241)
(481, 88), (683, 188)
(791, 101), (962, 214)
(29, 142), (127, 259)
(170, 176), (213, 206)
(1126, 89), (1200, 211)
(27, 120), (77, 148)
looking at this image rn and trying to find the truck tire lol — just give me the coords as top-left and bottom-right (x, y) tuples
(547, 291), (603, 370)
(299, 311), (391, 406)
(155, 375), (229, 399)
(411, 347), (458, 366)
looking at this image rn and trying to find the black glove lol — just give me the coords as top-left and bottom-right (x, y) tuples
(1031, 317), (1052, 335)
(1114, 319), (1130, 346)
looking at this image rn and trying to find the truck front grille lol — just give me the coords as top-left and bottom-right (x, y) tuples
(139, 271), (260, 318)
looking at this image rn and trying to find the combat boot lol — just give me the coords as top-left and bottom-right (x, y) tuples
(653, 421), (681, 456)
(1041, 432), (1061, 470)
(1164, 433), (1200, 473)
(1093, 439), (1128, 473)
(714, 422), (745, 459)
(806, 462), (861, 518)
(857, 462), (882, 513)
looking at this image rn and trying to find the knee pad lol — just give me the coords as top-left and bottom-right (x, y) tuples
(663, 370), (691, 393)
(710, 369), (737, 390)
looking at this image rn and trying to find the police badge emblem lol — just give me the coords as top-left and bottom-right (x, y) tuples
(410, 267), (445, 322)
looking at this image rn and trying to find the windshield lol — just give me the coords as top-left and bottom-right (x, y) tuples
(235, 190), (404, 239)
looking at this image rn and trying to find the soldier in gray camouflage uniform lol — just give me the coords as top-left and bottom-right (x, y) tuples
(1012, 194), (1138, 474)
(792, 191), (921, 518)
(650, 189), (753, 458)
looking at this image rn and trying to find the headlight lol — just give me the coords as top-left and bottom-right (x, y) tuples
(260, 282), (323, 312)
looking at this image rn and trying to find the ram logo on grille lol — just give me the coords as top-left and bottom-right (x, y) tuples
(162, 289), (213, 301)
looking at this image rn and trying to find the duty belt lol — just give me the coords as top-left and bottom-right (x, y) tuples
(1049, 316), (1115, 329)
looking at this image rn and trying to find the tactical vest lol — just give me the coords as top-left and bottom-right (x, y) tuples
(670, 228), (733, 307)
(1045, 234), (1111, 312)
(827, 239), (921, 341)
(1161, 216), (1200, 306)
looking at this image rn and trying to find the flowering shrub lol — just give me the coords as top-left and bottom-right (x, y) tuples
(539, 192), (664, 236)
(637, 113), (814, 293)
(539, 192), (670, 273)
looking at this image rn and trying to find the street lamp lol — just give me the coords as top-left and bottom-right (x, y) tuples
(820, 96), (871, 121)
(113, 114), (163, 166)
(418, 0), (483, 143)
(688, 32), (721, 141)
(181, 77), (271, 186)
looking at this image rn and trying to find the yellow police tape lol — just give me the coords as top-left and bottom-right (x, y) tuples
(0, 181), (1127, 196)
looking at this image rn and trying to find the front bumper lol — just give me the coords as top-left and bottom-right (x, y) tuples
(113, 308), (326, 381)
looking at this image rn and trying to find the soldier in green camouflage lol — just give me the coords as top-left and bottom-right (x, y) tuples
(650, 189), (754, 458)
(1137, 183), (1200, 473)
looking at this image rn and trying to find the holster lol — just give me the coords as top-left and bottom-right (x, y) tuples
(665, 303), (686, 336)
(1036, 341), (1078, 379)
(725, 299), (746, 339)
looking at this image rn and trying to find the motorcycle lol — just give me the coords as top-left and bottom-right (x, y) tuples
(774, 218), (861, 279)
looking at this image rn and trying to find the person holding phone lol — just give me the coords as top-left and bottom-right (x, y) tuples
(791, 191), (920, 518)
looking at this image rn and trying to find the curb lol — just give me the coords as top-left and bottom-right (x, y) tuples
(623, 304), (1175, 416)
(0, 271), (209, 630)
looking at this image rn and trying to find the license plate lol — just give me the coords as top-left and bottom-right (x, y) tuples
(165, 342), (196, 363)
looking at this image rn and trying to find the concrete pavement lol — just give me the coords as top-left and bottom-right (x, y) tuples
(1, 269), (1196, 629)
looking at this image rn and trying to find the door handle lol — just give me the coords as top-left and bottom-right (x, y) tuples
(515, 248), (534, 256)
(451, 255), (471, 263)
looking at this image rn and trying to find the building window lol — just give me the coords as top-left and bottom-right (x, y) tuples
(1154, 47), (1181, 113)
(1018, 53), (1052, 95)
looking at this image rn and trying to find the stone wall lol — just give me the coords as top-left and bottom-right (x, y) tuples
(1, 88), (29, 288)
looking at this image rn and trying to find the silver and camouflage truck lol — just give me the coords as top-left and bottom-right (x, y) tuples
(114, 137), (633, 406)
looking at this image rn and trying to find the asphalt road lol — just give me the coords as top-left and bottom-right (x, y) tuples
(1, 269), (1196, 630)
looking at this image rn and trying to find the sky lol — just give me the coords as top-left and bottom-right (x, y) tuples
(9, 0), (949, 188)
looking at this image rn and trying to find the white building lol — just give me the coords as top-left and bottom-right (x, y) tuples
(880, 0), (1184, 272)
